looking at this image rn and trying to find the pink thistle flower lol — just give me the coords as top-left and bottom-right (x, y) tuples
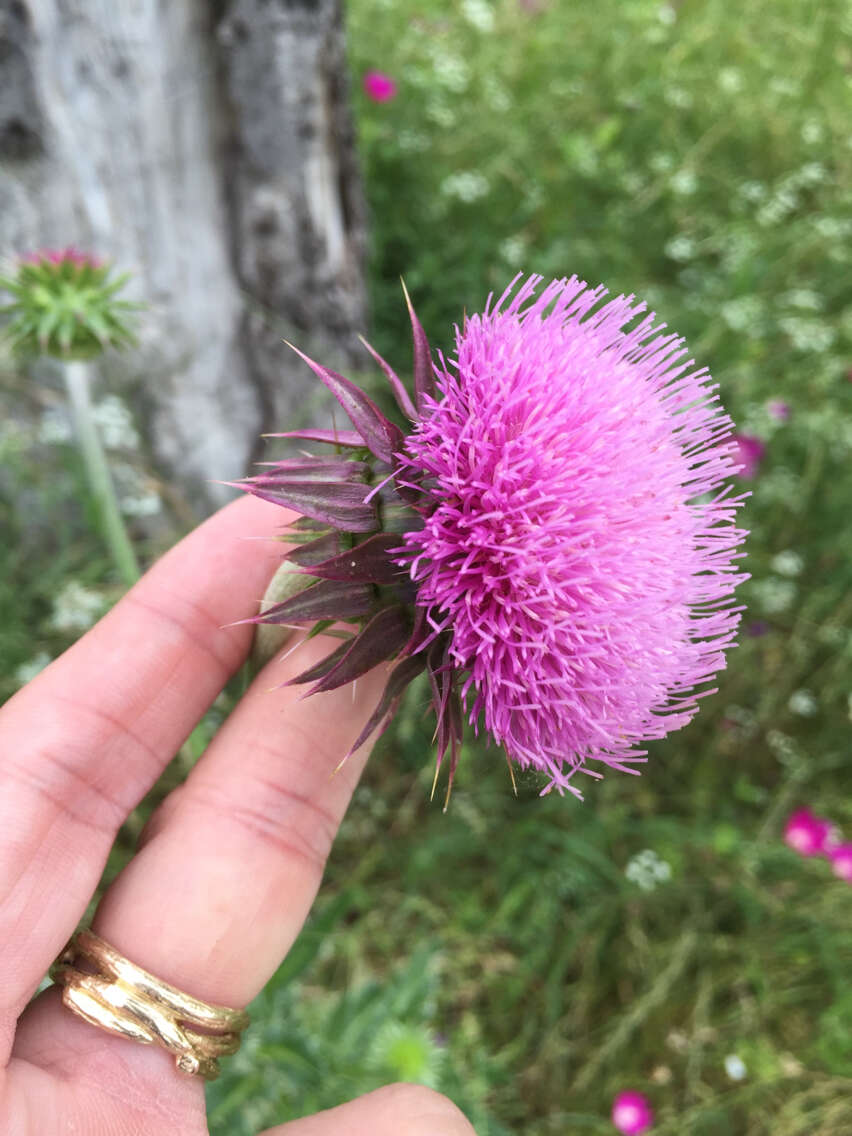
(829, 844), (852, 883)
(363, 70), (398, 103)
(732, 433), (765, 479)
(238, 274), (747, 801)
(767, 399), (790, 421)
(612, 1090), (654, 1135)
(784, 809), (833, 857)
(397, 275), (747, 795)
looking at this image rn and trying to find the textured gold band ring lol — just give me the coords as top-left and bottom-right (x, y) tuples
(52, 930), (250, 1081)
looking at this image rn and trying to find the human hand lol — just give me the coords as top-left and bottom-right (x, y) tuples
(0, 496), (475, 1136)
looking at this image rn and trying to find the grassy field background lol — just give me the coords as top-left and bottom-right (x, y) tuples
(3, 1), (852, 1133)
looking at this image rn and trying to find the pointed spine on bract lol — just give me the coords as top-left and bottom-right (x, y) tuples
(235, 291), (463, 799)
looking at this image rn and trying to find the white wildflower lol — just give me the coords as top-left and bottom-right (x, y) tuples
(50, 581), (107, 633)
(750, 577), (796, 615)
(778, 316), (836, 353)
(665, 235), (696, 262)
(499, 235), (528, 267)
(650, 152), (675, 174)
(38, 409), (74, 445)
(398, 129), (430, 153)
(625, 849), (672, 892)
(771, 550), (803, 577)
(739, 181), (767, 202)
(670, 169), (698, 196)
(425, 101), (457, 128)
(92, 395), (140, 450)
(14, 651), (52, 686)
(664, 86), (693, 108)
(781, 289), (823, 312)
(461, 0), (495, 33)
(718, 68), (743, 93)
(788, 690), (818, 717)
(724, 1054), (747, 1081)
(112, 462), (162, 517)
(440, 170), (490, 203)
(431, 53), (470, 93)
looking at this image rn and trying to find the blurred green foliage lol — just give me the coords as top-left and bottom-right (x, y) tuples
(3, 0), (852, 1133)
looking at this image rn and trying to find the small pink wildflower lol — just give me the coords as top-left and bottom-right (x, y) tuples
(829, 844), (852, 883)
(363, 70), (398, 103)
(767, 399), (790, 421)
(732, 433), (765, 479)
(612, 1090), (654, 1135)
(784, 809), (832, 857)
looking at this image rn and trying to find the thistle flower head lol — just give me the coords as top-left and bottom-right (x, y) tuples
(0, 249), (137, 359)
(238, 274), (747, 801)
(397, 276), (747, 792)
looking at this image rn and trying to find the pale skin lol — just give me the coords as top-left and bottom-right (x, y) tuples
(0, 495), (475, 1136)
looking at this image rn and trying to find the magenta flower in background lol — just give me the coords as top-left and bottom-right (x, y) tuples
(612, 1090), (654, 1135)
(767, 399), (790, 421)
(238, 274), (747, 799)
(363, 70), (398, 102)
(829, 844), (852, 883)
(732, 433), (765, 479)
(784, 809), (833, 857)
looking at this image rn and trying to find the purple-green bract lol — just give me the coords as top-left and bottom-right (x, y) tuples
(239, 274), (748, 799)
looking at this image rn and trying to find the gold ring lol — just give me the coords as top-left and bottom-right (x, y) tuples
(51, 930), (249, 1081)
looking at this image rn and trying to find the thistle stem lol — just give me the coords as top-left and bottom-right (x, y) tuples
(63, 359), (140, 586)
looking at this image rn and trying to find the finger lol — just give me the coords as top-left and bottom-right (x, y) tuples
(0, 495), (286, 1027)
(259, 1084), (477, 1136)
(90, 638), (391, 1013)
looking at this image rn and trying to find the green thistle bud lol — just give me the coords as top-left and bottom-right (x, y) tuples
(0, 248), (138, 360)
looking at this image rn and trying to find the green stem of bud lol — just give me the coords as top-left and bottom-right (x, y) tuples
(63, 360), (140, 587)
(251, 560), (318, 672)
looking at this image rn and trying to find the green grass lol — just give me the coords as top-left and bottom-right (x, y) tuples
(4, 0), (852, 1132)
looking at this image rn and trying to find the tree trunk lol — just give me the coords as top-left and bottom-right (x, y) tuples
(0, 0), (367, 508)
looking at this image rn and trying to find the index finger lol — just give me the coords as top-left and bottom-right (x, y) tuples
(0, 494), (285, 1030)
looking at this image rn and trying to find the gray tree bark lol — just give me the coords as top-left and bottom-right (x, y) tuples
(0, 0), (366, 507)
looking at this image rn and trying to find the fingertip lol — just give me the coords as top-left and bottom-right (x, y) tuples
(260, 1082), (477, 1136)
